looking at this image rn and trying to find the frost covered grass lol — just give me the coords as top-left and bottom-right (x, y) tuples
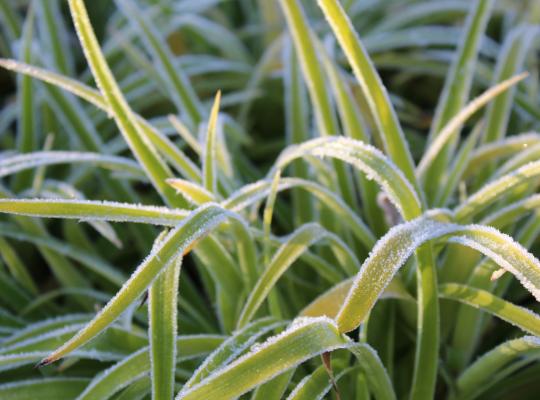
(0, 0), (539, 399)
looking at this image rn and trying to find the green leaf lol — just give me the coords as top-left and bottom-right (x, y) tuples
(423, 0), (494, 203)
(349, 344), (396, 400)
(149, 252), (181, 400)
(456, 336), (540, 399)
(68, 0), (178, 205)
(0, 151), (144, 179)
(38, 203), (246, 365)
(177, 317), (348, 400)
(224, 177), (376, 249)
(167, 178), (215, 205)
(336, 216), (540, 333)
(317, 0), (418, 189)
(0, 58), (202, 183)
(482, 26), (537, 144)
(237, 223), (361, 327)
(0, 199), (189, 226)
(274, 137), (422, 220)
(417, 73), (528, 179)
(203, 91), (221, 194)
(13, 5), (36, 190)
(456, 160), (540, 222)
(77, 335), (225, 400)
(463, 133), (540, 180)
(185, 318), (284, 389)
(439, 284), (540, 336)
(0, 378), (90, 400)
(277, 0), (357, 210)
(300, 277), (414, 319)
(115, 0), (204, 127)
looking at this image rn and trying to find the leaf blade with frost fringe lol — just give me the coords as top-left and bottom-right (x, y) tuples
(167, 178), (215, 205)
(38, 203), (247, 365)
(203, 91), (221, 194)
(149, 254), (181, 400)
(68, 0), (179, 205)
(336, 217), (540, 333)
(417, 73), (528, 178)
(317, 0), (418, 188)
(0, 58), (202, 182)
(115, 0), (203, 127)
(77, 335), (225, 400)
(273, 137), (422, 220)
(439, 284), (540, 336)
(300, 277), (414, 319)
(0, 151), (144, 179)
(456, 160), (540, 222)
(185, 318), (285, 389)
(277, 0), (357, 210)
(0, 199), (189, 226)
(423, 0), (494, 202)
(177, 317), (347, 400)
(223, 177), (376, 249)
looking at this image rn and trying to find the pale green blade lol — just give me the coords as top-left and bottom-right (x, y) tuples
(38, 203), (244, 365)
(273, 137), (422, 220)
(77, 335), (225, 400)
(177, 317), (348, 400)
(439, 284), (540, 336)
(456, 160), (540, 222)
(203, 91), (221, 194)
(423, 0), (495, 203)
(148, 254), (181, 400)
(336, 217), (540, 333)
(317, 0), (418, 189)
(0, 199), (189, 226)
(68, 0), (178, 205)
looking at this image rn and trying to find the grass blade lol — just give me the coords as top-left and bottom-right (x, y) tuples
(38, 203), (244, 365)
(0, 378), (90, 400)
(68, 0), (178, 205)
(417, 73), (528, 178)
(317, 0), (418, 189)
(177, 317), (348, 400)
(423, 0), (494, 203)
(77, 335), (225, 400)
(277, 0), (358, 210)
(203, 91), (221, 194)
(456, 160), (540, 222)
(148, 254), (181, 400)
(274, 137), (422, 220)
(336, 216), (540, 333)
(456, 336), (540, 399)
(13, 6), (36, 190)
(439, 284), (540, 336)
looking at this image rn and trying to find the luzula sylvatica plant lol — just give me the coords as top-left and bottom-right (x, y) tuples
(0, 0), (539, 399)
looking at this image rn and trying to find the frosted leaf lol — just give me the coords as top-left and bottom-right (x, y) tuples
(457, 160), (540, 221)
(0, 151), (143, 179)
(271, 137), (422, 220)
(0, 198), (190, 226)
(447, 224), (540, 301)
(336, 216), (540, 332)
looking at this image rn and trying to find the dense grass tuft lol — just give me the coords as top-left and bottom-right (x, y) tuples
(0, 0), (539, 399)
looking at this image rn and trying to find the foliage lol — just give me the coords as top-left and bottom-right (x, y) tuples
(0, 0), (539, 399)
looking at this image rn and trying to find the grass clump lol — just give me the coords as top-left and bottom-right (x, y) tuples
(0, 0), (539, 399)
